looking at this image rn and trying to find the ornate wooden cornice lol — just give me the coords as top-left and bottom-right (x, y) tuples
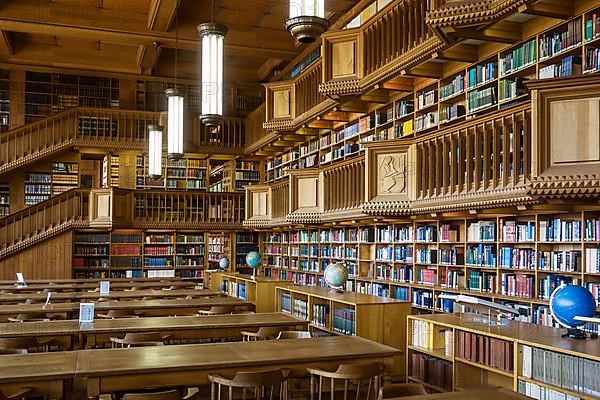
(132, 222), (244, 230)
(286, 211), (322, 225)
(320, 207), (369, 222)
(263, 119), (295, 133)
(529, 175), (600, 199)
(426, 0), (528, 30)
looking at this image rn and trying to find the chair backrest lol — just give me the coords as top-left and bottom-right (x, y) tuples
(276, 331), (312, 340)
(0, 348), (28, 355)
(111, 332), (167, 348)
(102, 309), (138, 319)
(121, 390), (182, 400)
(199, 305), (235, 315)
(307, 361), (384, 400)
(8, 313), (50, 322)
(209, 368), (290, 400)
(377, 383), (427, 399)
(0, 337), (40, 352)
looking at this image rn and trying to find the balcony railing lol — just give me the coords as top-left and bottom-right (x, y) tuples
(414, 104), (531, 200)
(271, 181), (290, 220)
(322, 157), (365, 212)
(133, 190), (245, 228)
(295, 61), (326, 118)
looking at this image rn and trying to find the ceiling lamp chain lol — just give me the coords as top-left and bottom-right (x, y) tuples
(166, 6), (185, 159)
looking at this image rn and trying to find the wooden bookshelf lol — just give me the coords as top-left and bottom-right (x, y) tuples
(24, 172), (52, 205)
(73, 230), (207, 279)
(0, 69), (9, 133)
(102, 155), (120, 188)
(220, 273), (294, 312)
(263, 211), (600, 334)
(276, 285), (411, 375)
(235, 232), (260, 270)
(0, 182), (9, 217)
(51, 162), (79, 195)
(208, 232), (232, 268)
(263, 9), (600, 185)
(408, 313), (600, 399)
(24, 71), (118, 124)
(136, 156), (208, 191)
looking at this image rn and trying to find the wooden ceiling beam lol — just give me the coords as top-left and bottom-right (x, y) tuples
(270, 140), (296, 147)
(137, 43), (162, 75)
(321, 111), (351, 122)
(308, 119), (333, 129)
(148, 0), (180, 31)
(0, 19), (299, 60)
(257, 58), (285, 82)
(433, 44), (479, 63)
(518, 1), (573, 20)
(381, 76), (414, 92)
(337, 101), (368, 114)
(295, 127), (320, 136)
(359, 89), (390, 104)
(2, 43), (140, 74)
(0, 30), (14, 55)
(444, 22), (522, 45)
(401, 62), (443, 79)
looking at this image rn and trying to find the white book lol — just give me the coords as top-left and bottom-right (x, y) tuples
(522, 345), (532, 378)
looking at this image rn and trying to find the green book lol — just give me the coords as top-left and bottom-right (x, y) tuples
(586, 18), (593, 41)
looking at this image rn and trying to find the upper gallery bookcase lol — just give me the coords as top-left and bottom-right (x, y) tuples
(263, 10), (600, 184)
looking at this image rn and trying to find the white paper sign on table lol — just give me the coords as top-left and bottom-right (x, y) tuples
(43, 292), (52, 309)
(79, 303), (95, 323)
(99, 281), (110, 295)
(16, 273), (26, 287)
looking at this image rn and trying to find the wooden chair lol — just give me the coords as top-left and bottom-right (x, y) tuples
(307, 362), (384, 400)
(8, 313), (49, 323)
(0, 388), (32, 400)
(0, 338), (44, 353)
(197, 305), (235, 315)
(110, 332), (170, 348)
(97, 309), (139, 319)
(120, 390), (182, 400)
(0, 349), (27, 355)
(275, 331), (312, 340)
(241, 326), (285, 341)
(377, 384), (426, 399)
(208, 368), (291, 400)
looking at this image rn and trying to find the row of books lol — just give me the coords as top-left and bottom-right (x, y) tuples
(538, 250), (581, 272)
(440, 74), (465, 100)
(467, 221), (496, 241)
(375, 106), (394, 126)
(440, 104), (465, 122)
(110, 244), (142, 256)
(539, 55), (582, 79)
(416, 89), (436, 110)
(293, 299), (308, 320)
(355, 281), (390, 297)
(144, 258), (173, 267)
(500, 39), (536, 76)
(414, 112), (438, 132)
(539, 219), (582, 242)
(439, 248), (464, 265)
(499, 77), (527, 102)
(396, 100), (414, 118)
(466, 271), (496, 292)
(584, 47), (600, 73)
(74, 246), (109, 256)
(440, 269), (464, 289)
(499, 247), (535, 270)
(539, 275), (575, 300)
(518, 380), (580, 400)
(73, 258), (109, 268)
(332, 308), (356, 335)
(110, 257), (143, 268)
(539, 17), (582, 60)
(144, 247), (174, 256)
(409, 352), (453, 391)
(175, 257), (204, 267)
(467, 62), (498, 88)
(585, 248), (600, 273)
(502, 220), (535, 242)
(522, 344), (600, 396)
(416, 268), (436, 286)
(455, 330), (514, 372)
(415, 249), (437, 265)
(412, 289), (434, 308)
(235, 171), (260, 181)
(74, 233), (110, 243)
(466, 244), (496, 267)
(112, 233), (143, 243)
(311, 303), (329, 327)
(373, 264), (413, 283)
(467, 87), (497, 112)
(501, 273), (533, 297)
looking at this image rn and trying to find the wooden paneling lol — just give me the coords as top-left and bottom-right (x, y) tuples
(0, 231), (72, 280)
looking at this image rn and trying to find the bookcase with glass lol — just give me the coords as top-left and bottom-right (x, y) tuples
(0, 183), (9, 217)
(408, 313), (600, 399)
(136, 156), (208, 190)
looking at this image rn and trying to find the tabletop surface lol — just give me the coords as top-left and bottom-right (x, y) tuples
(0, 289), (216, 302)
(0, 281), (197, 292)
(74, 335), (401, 376)
(391, 388), (532, 399)
(0, 297), (247, 314)
(0, 351), (79, 382)
(0, 312), (306, 336)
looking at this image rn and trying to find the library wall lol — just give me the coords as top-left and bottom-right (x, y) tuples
(0, 231), (73, 280)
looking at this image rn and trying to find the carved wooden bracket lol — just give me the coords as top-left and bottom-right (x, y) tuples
(287, 169), (322, 224)
(528, 76), (600, 199)
(243, 184), (273, 228)
(89, 188), (134, 228)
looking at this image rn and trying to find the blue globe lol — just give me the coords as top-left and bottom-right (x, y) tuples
(245, 251), (262, 269)
(324, 263), (349, 289)
(218, 257), (229, 270)
(550, 284), (596, 328)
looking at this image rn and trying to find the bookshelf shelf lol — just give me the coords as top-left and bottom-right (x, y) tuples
(217, 273), (294, 312)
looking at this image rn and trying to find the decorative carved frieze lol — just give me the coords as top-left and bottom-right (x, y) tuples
(426, 0), (528, 31)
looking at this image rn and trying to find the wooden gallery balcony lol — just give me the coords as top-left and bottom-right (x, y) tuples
(245, 76), (600, 225)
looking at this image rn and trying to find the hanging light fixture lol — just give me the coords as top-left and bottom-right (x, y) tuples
(166, 7), (185, 159)
(286, 0), (328, 43)
(198, 0), (227, 127)
(147, 124), (163, 179)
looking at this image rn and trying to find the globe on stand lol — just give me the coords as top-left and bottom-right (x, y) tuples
(218, 256), (229, 271)
(550, 284), (597, 339)
(324, 262), (349, 293)
(245, 251), (262, 279)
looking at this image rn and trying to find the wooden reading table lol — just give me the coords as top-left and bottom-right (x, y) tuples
(75, 335), (401, 399)
(0, 281), (198, 293)
(0, 297), (249, 321)
(0, 312), (307, 349)
(0, 289), (219, 304)
(389, 387), (532, 399)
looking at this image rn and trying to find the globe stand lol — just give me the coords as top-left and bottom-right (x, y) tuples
(563, 327), (589, 340)
(328, 286), (344, 294)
